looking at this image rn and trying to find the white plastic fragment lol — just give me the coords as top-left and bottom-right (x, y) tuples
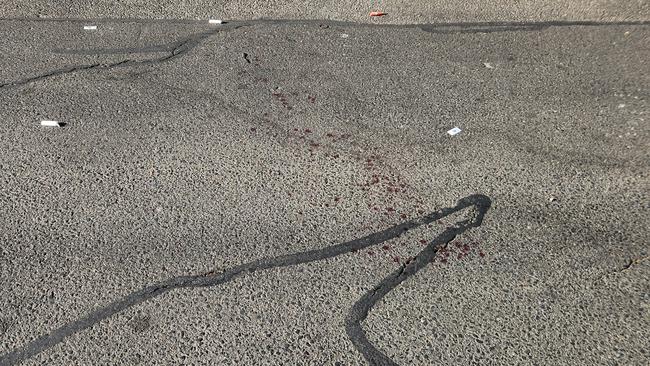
(483, 62), (494, 69)
(83, 25), (97, 30)
(447, 127), (462, 136)
(41, 120), (61, 127)
(208, 19), (223, 24)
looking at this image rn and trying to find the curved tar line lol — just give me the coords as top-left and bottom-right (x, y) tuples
(0, 25), (239, 89)
(0, 194), (491, 366)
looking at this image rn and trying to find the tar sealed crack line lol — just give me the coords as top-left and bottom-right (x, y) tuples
(0, 27), (226, 89)
(0, 194), (490, 366)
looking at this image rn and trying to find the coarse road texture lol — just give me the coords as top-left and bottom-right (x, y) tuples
(0, 18), (649, 366)
(0, 0), (649, 23)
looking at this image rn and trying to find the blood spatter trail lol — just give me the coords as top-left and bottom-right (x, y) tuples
(0, 195), (490, 366)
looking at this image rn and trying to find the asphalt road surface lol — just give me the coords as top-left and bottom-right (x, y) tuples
(1, 0), (648, 23)
(0, 15), (649, 366)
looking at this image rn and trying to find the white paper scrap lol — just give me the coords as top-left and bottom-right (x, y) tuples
(447, 127), (462, 136)
(41, 120), (60, 127)
(83, 25), (97, 30)
(208, 19), (223, 24)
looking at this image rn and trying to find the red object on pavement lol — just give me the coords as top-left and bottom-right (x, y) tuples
(369, 11), (387, 17)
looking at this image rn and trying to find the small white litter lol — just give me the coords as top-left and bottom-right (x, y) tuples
(447, 127), (462, 136)
(341, 33), (349, 38)
(618, 104), (626, 108)
(41, 120), (61, 127)
(483, 62), (494, 69)
(83, 25), (97, 30)
(208, 19), (223, 24)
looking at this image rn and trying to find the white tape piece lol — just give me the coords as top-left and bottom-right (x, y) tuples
(208, 19), (223, 24)
(83, 25), (97, 30)
(41, 120), (61, 127)
(447, 127), (462, 136)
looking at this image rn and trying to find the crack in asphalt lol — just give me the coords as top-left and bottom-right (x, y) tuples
(616, 255), (649, 273)
(595, 255), (649, 282)
(0, 26), (230, 89)
(0, 19), (647, 90)
(0, 194), (490, 366)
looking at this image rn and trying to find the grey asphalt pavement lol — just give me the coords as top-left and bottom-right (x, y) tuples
(1, 0), (649, 23)
(0, 15), (649, 366)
